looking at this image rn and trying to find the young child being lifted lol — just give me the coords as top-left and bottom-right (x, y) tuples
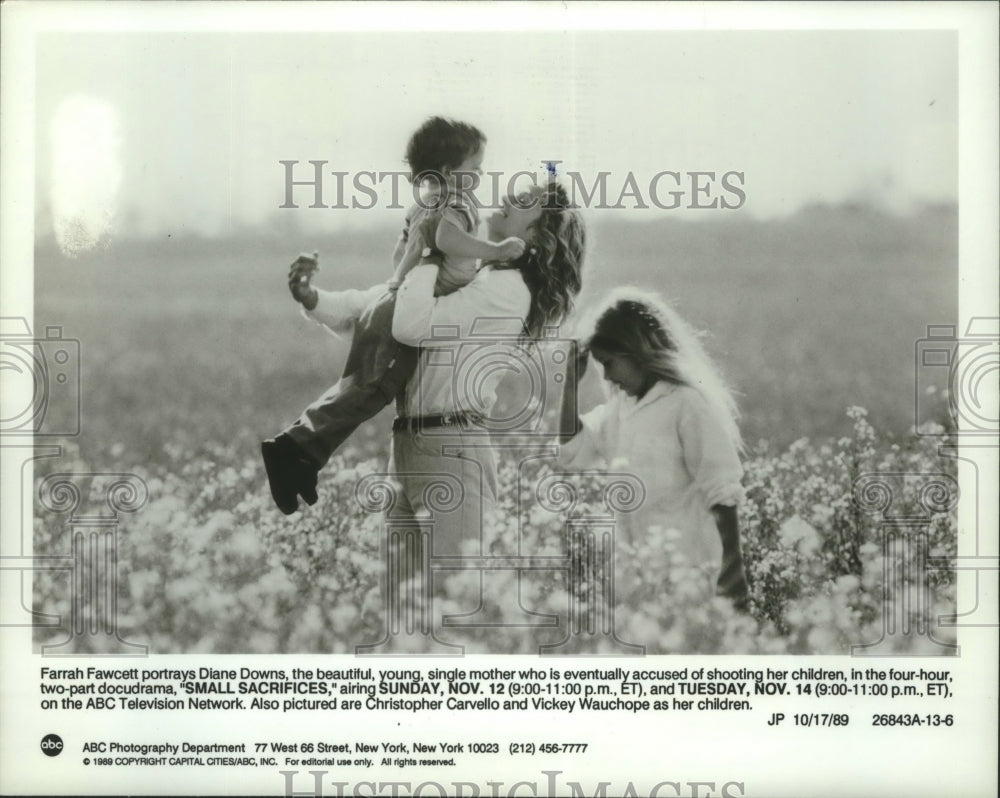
(262, 116), (526, 514)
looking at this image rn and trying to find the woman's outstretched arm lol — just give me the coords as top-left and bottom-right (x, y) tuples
(391, 213), (530, 345)
(288, 253), (384, 336)
(306, 286), (385, 335)
(391, 264), (530, 345)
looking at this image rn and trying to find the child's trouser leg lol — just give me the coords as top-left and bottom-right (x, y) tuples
(282, 289), (417, 467)
(285, 378), (394, 466)
(263, 289), (415, 514)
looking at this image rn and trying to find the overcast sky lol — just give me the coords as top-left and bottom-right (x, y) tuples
(35, 30), (956, 239)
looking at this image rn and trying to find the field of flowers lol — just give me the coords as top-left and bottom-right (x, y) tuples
(28, 205), (960, 656)
(31, 406), (959, 656)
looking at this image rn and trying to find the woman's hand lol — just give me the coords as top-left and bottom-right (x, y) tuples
(287, 252), (319, 311)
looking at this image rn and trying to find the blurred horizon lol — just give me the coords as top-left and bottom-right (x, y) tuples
(34, 201), (957, 454)
(34, 30), (956, 251)
(29, 27), (959, 456)
(33, 195), (959, 251)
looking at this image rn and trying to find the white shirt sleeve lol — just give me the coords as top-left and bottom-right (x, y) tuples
(677, 389), (744, 509)
(301, 284), (386, 338)
(392, 265), (530, 345)
(556, 401), (612, 471)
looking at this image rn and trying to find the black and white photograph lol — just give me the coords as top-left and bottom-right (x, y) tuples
(1, 3), (997, 797)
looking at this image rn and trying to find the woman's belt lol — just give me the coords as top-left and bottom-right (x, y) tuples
(392, 412), (482, 433)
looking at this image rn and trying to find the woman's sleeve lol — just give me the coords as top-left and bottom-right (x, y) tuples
(302, 284), (386, 338)
(556, 402), (611, 471)
(677, 390), (744, 509)
(391, 265), (529, 345)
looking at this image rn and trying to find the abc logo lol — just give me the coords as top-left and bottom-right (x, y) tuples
(40, 734), (63, 757)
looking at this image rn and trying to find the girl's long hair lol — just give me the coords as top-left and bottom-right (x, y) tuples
(498, 182), (585, 338)
(584, 287), (742, 449)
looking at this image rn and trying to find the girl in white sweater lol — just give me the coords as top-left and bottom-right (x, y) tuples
(558, 288), (749, 610)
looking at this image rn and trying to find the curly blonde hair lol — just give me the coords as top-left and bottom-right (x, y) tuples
(497, 181), (585, 338)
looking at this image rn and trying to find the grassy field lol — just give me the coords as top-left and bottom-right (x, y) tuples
(29, 203), (960, 654)
(34, 203), (956, 465)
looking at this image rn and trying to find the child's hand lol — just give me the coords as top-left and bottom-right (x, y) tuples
(288, 252), (319, 311)
(495, 236), (526, 261)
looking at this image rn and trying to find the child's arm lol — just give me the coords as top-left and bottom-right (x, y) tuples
(287, 252), (384, 336)
(391, 212), (525, 287)
(436, 216), (525, 262)
(390, 232), (430, 288)
(676, 390), (750, 611)
(558, 341), (590, 443)
(711, 505), (750, 611)
(388, 208), (417, 286)
(391, 231), (408, 272)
